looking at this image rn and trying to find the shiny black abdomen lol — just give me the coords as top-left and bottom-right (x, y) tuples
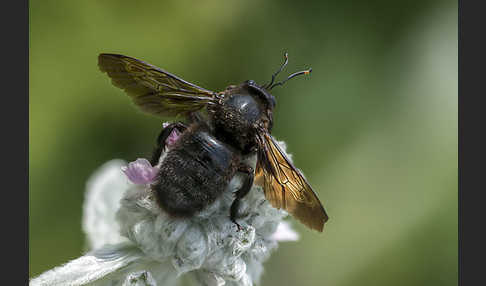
(153, 127), (239, 217)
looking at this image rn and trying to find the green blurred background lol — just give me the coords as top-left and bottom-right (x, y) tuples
(29, 0), (457, 285)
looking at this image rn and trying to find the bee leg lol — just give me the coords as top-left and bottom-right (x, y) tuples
(150, 122), (188, 166)
(230, 165), (254, 231)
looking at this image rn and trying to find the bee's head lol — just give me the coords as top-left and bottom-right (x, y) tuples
(244, 52), (312, 131)
(244, 80), (276, 108)
(216, 53), (311, 134)
(220, 81), (275, 131)
(242, 80), (276, 131)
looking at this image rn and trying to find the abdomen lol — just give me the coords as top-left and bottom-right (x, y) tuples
(152, 128), (239, 217)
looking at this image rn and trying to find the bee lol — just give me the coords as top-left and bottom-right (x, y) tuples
(98, 53), (329, 232)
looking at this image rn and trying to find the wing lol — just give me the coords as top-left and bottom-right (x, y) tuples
(255, 132), (329, 232)
(98, 53), (217, 117)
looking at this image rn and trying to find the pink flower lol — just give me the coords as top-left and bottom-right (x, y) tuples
(166, 128), (181, 147)
(121, 158), (159, 185)
(162, 122), (182, 148)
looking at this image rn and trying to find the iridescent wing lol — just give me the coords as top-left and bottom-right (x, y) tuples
(98, 53), (217, 117)
(255, 132), (329, 232)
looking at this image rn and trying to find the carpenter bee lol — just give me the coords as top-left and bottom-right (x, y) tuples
(98, 53), (329, 232)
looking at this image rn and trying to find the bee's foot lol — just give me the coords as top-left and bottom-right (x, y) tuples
(232, 221), (243, 232)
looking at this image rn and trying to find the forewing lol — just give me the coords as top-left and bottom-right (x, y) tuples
(255, 132), (329, 232)
(98, 53), (216, 117)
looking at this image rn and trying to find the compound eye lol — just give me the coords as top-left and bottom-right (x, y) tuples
(246, 80), (256, 86)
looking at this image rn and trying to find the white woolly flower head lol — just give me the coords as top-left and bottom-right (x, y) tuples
(30, 132), (299, 286)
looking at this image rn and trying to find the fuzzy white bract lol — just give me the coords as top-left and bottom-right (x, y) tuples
(30, 140), (299, 286)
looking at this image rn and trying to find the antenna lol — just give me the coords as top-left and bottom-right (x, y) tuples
(269, 68), (312, 90)
(265, 52), (289, 89)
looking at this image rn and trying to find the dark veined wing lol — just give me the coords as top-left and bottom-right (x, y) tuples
(255, 132), (329, 232)
(98, 53), (217, 117)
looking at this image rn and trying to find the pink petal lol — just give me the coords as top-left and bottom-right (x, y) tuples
(121, 158), (159, 185)
(166, 128), (181, 147)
